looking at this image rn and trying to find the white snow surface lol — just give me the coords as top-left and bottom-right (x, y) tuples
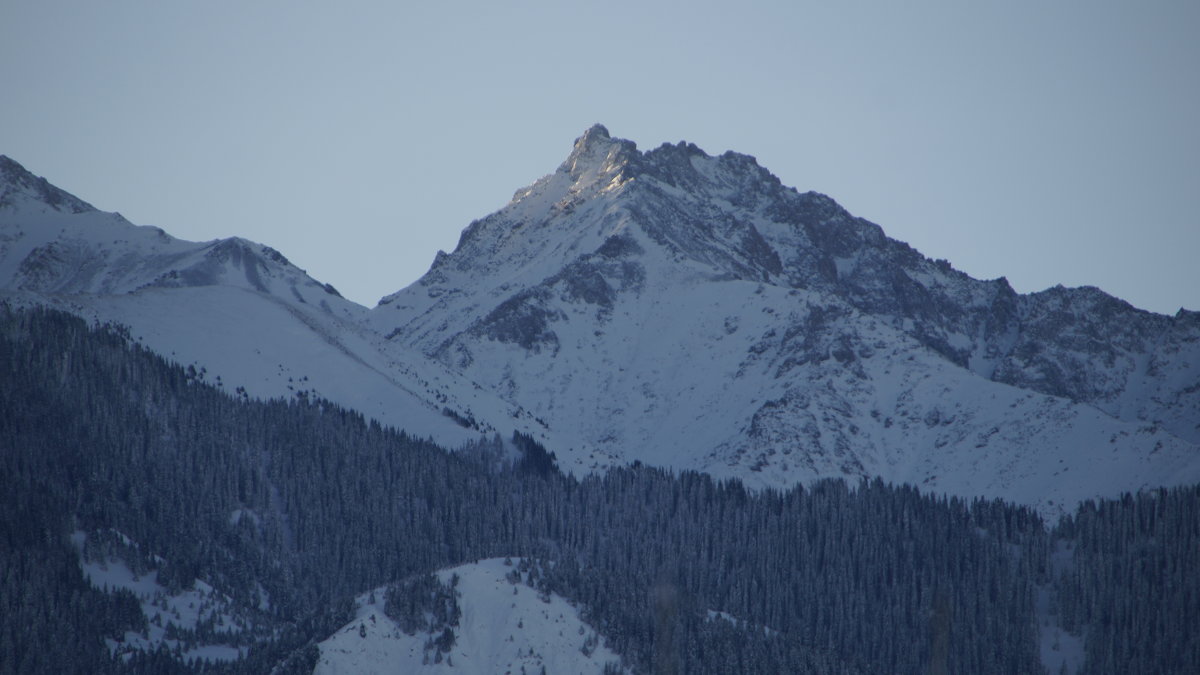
(70, 531), (249, 663)
(314, 559), (626, 675)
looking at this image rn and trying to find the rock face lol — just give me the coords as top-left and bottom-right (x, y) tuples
(372, 125), (1200, 519)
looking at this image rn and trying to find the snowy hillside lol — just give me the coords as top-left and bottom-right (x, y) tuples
(0, 154), (557, 453)
(372, 125), (1200, 519)
(69, 529), (265, 664)
(314, 559), (625, 675)
(0, 157), (358, 312)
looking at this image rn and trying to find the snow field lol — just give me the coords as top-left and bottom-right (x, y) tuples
(314, 558), (625, 675)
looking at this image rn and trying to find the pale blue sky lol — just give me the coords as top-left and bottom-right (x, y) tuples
(2, 1), (1197, 313)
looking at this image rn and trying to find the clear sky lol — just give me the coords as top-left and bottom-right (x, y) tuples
(2, 1), (1197, 314)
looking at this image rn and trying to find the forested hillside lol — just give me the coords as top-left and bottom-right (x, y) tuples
(1, 305), (1196, 673)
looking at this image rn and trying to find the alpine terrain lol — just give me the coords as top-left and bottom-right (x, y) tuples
(0, 155), (557, 452)
(371, 125), (1200, 520)
(1, 127), (1197, 674)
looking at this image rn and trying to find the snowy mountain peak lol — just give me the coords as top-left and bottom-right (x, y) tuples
(561, 122), (638, 185)
(0, 155), (96, 214)
(373, 126), (1200, 520)
(576, 122), (610, 143)
(570, 122), (614, 155)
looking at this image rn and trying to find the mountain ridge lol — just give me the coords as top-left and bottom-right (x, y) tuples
(2, 132), (1198, 520)
(6, 132), (1200, 675)
(375, 126), (1198, 433)
(0, 154), (564, 458)
(371, 126), (1200, 519)
(0, 154), (96, 215)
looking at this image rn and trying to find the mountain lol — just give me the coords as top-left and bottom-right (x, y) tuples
(3, 128), (1198, 522)
(4, 138), (1200, 674)
(371, 124), (1200, 519)
(0, 154), (555, 454)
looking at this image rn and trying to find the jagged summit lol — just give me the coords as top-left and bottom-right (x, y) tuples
(0, 154), (96, 214)
(573, 122), (612, 147)
(371, 126), (1200, 519)
(559, 123), (639, 187)
(556, 125), (779, 202)
(379, 126), (901, 318)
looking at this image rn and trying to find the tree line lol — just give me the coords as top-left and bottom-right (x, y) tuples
(0, 305), (1194, 673)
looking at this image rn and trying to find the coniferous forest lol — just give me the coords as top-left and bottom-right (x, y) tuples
(1, 305), (1197, 674)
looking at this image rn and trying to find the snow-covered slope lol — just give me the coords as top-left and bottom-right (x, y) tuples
(0, 155), (555, 452)
(69, 529), (269, 664)
(0, 157), (358, 311)
(371, 125), (1200, 519)
(314, 559), (625, 675)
